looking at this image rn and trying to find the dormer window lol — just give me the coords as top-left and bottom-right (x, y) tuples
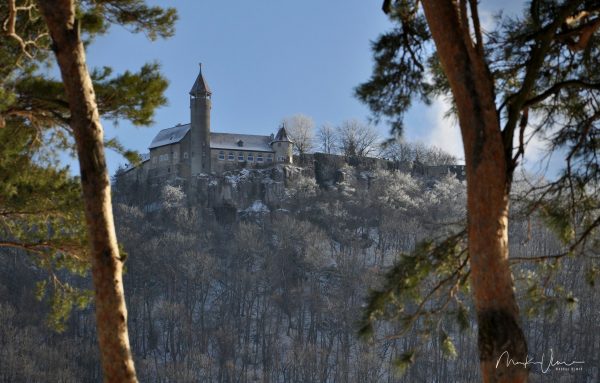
(237, 140), (244, 147)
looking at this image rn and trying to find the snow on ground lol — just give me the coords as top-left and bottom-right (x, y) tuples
(245, 200), (270, 213)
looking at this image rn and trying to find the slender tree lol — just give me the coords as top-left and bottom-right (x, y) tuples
(357, 1), (600, 382)
(2, 1), (176, 381)
(316, 123), (336, 154)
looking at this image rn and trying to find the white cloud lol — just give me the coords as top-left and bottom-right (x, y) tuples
(422, 97), (465, 163)
(515, 114), (564, 179)
(414, 97), (561, 176)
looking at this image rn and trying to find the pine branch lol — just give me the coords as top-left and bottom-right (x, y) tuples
(2, 0), (48, 60)
(523, 80), (600, 107)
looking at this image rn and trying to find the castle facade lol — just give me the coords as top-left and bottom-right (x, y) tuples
(120, 65), (293, 184)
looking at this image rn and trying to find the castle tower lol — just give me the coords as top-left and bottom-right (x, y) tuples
(271, 124), (293, 164)
(190, 63), (212, 175)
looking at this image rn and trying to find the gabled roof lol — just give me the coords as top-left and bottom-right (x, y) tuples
(149, 124), (190, 149)
(210, 132), (274, 152)
(274, 126), (292, 142)
(189, 63), (211, 96)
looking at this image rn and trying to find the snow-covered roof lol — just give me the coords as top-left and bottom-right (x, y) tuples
(148, 124), (190, 149)
(210, 132), (273, 152)
(149, 125), (276, 153)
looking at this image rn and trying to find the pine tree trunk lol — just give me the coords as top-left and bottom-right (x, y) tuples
(36, 1), (138, 381)
(421, 1), (528, 382)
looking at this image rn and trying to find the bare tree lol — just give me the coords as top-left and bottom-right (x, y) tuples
(316, 123), (337, 154)
(383, 140), (457, 165)
(424, 145), (457, 166)
(380, 140), (415, 163)
(336, 119), (380, 158)
(282, 114), (315, 155)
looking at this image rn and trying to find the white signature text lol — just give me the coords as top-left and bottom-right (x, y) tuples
(496, 349), (584, 374)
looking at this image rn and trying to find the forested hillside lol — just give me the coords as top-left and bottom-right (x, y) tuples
(0, 159), (597, 382)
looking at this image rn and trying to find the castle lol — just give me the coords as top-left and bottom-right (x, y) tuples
(119, 64), (294, 184)
(118, 65), (467, 189)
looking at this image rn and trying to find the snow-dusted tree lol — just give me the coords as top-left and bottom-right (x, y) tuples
(316, 122), (337, 154)
(336, 119), (380, 158)
(282, 114), (315, 155)
(380, 140), (414, 162)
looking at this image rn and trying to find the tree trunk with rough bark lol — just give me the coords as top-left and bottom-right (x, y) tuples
(420, 1), (528, 382)
(36, 1), (138, 381)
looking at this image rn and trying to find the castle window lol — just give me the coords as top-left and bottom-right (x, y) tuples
(267, 153), (273, 163)
(247, 153), (254, 162)
(257, 154), (264, 162)
(238, 153), (244, 161)
(278, 156), (285, 162)
(218, 151), (225, 160)
(228, 152), (234, 161)
(159, 154), (169, 162)
(237, 140), (244, 147)
(183, 152), (189, 159)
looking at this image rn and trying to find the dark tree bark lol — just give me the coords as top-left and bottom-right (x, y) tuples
(35, 1), (138, 381)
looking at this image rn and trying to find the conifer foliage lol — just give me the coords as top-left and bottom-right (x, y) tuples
(358, 1), (600, 382)
(1, 1), (176, 381)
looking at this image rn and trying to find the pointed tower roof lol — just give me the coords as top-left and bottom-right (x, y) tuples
(190, 63), (211, 96)
(274, 125), (292, 142)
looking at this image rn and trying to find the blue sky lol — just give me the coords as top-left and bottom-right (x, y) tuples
(81, 1), (395, 174)
(67, 0), (537, 175)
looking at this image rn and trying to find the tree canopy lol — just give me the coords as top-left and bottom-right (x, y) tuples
(0, 0), (173, 326)
(357, 1), (599, 382)
(1, 1), (177, 381)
